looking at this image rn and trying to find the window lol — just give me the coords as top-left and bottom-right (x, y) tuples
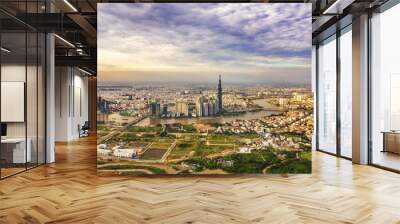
(370, 3), (400, 171)
(317, 35), (337, 154)
(0, 2), (46, 179)
(339, 27), (352, 158)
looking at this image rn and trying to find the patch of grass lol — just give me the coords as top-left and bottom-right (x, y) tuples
(299, 151), (312, 160)
(182, 124), (196, 132)
(97, 131), (110, 138)
(207, 133), (258, 145)
(222, 151), (279, 173)
(98, 164), (167, 174)
(267, 159), (311, 174)
(125, 126), (162, 133)
(182, 150), (282, 174)
(97, 124), (111, 131)
(118, 132), (175, 143)
(121, 171), (149, 175)
(195, 142), (233, 157)
(168, 141), (197, 160)
(140, 148), (167, 160)
(151, 142), (172, 149)
(171, 165), (181, 171)
(97, 160), (106, 165)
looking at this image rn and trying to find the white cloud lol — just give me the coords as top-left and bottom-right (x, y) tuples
(98, 3), (311, 84)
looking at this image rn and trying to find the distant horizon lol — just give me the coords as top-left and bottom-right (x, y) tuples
(97, 79), (312, 89)
(98, 3), (311, 84)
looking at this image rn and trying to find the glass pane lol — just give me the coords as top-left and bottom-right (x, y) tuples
(1, 31), (27, 177)
(27, 31), (38, 169)
(317, 36), (337, 154)
(371, 4), (400, 171)
(340, 28), (352, 158)
(38, 33), (45, 165)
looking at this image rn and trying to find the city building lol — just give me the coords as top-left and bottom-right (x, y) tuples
(150, 102), (161, 116)
(97, 97), (109, 113)
(202, 102), (209, 116)
(292, 92), (304, 102)
(175, 100), (189, 116)
(196, 96), (204, 117)
(217, 74), (223, 114)
(208, 99), (217, 116)
(113, 148), (137, 158)
(162, 103), (168, 115)
(278, 98), (289, 106)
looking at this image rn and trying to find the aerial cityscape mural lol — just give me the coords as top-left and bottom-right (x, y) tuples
(97, 3), (313, 175)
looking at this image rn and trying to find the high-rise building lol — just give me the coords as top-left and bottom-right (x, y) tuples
(217, 75), (223, 114)
(208, 99), (217, 116)
(150, 102), (161, 116)
(279, 98), (289, 106)
(97, 97), (110, 113)
(293, 92), (304, 102)
(188, 102), (196, 116)
(162, 103), (168, 115)
(176, 101), (189, 116)
(202, 102), (209, 116)
(196, 97), (204, 117)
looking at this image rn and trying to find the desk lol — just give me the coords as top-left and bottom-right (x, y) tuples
(382, 131), (400, 154)
(1, 138), (31, 164)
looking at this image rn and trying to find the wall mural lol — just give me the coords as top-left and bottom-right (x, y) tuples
(97, 3), (313, 175)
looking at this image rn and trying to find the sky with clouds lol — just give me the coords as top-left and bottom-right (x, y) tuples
(98, 3), (311, 85)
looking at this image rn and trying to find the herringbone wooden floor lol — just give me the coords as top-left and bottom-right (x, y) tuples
(1, 137), (400, 224)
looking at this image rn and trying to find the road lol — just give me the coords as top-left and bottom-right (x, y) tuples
(138, 142), (154, 156)
(160, 140), (177, 162)
(99, 116), (147, 143)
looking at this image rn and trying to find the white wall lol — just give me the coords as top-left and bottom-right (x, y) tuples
(55, 66), (70, 141)
(55, 67), (89, 141)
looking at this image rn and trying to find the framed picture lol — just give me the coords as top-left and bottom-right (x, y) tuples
(97, 3), (312, 175)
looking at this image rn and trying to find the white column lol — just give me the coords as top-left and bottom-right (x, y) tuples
(46, 32), (55, 163)
(352, 14), (369, 164)
(312, 45), (317, 151)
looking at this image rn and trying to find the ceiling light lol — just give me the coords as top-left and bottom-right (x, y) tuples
(54, 34), (75, 48)
(76, 48), (84, 55)
(1, 47), (11, 53)
(78, 67), (93, 76)
(63, 0), (78, 12)
(323, 0), (355, 15)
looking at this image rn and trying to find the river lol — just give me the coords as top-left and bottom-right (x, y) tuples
(134, 99), (285, 126)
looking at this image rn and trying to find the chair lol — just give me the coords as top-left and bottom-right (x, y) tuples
(79, 121), (90, 138)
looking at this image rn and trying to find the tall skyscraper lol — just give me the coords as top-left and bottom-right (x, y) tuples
(217, 75), (223, 114)
(162, 103), (168, 115)
(209, 99), (217, 116)
(176, 101), (189, 116)
(150, 102), (161, 116)
(202, 102), (209, 116)
(97, 97), (110, 113)
(196, 97), (204, 117)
